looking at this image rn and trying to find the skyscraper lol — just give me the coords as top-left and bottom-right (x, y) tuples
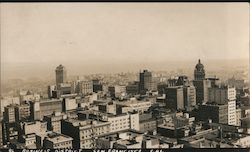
(193, 59), (210, 105)
(208, 85), (237, 125)
(165, 86), (184, 110)
(55, 64), (67, 87)
(193, 79), (211, 104)
(194, 59), (205, 80)
(139, 70), (152, 94)
(183, 85), (196, 111)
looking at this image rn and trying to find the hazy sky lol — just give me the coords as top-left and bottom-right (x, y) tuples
(1, 3), (249, 63)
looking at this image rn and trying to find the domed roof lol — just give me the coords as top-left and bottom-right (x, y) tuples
(195, 59), (204, 70)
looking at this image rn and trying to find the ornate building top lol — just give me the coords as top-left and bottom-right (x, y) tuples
(194, 59), (205, 80)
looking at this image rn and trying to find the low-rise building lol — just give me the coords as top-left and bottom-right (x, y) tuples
(116, 99), (152, 114)
(43, 132), (73, 149)
(96, 130), (144, 149)
(44, 112), (65, 133)
(61, 119), (110, 149)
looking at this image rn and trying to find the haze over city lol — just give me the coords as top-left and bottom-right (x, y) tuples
(1, 3), (249, 81)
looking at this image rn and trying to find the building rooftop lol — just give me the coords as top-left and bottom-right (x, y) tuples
(45, 132), (73, 143)
(55, 64), (66, 71)
(98, 129), (144, 140)
(116, 139), (139, 146)
(116, 99), (152, 106)
(65, 118), (110, 129)
(241, 117), (250, 122)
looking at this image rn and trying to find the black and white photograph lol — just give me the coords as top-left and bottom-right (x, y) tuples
(0, 2), (249, 150)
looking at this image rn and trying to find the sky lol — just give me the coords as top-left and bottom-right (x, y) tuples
(1, 3), (249, 79)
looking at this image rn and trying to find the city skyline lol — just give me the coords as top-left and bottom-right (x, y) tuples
(1, 58), (249, 81)
(0, 3), (250, 150)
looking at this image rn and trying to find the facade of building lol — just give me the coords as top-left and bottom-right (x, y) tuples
(208, 86), (236, 104)
(208, 86), (236, 125)
(79, 110), (140, 133)
(43, 132), (73, 149)
(19, 93), (40, 103)
(228, 77), (245, 89)
(15, 103), (31, 122)
(30, 99), (63, 120)
(176, 76), (189, 86)
(228, 100), (236, 126)
(48, 85), (57, 99)
(96, 130), (144, 149)
(62, 98), (78, 112)
(168, 77), (178, 87)
(44, 112), (64, 133)
(126, 81), (139, 96)
(241, 117), (250, 134)
(19, 120), (47, 137)
(2, 105), (19, 145)
(61, 119), (111, 149)
(57, 83), (72, 96)
(116, 99), (152, 114)
(80, 81), (93, 95)
(0, 118), (2, 148)
(4, 105), (17, 123)
(194, 59), (205, 80)
(165, 86), (184, 110)
(193, 79), (211, 105)
(55, 64), (67, 87)
(236, 108), (242, 126)
(0, 97), (20, 115)
(196, 104), (228, 124)
(98, 102), (116, 115)
(183, 85), (196, 111)
(139, 118), (157, 133)
(139, 70), (152, 94)
(108, 85), (126, 98)
(92, 79), (103, 93)
(157, 83), (168, 95)
(107, 112), (140, 132)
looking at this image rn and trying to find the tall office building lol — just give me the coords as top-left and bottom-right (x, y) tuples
(208, 86), (236, 104)
(183, 85), (196, 111)
(193, 79), (211, 105)
(193, 59), (211, 104)
(4, 104), (17, 123)
(208, 86), (237, 125)
(194, 59), (205, 80)
(165, 86), (184, 110)
(0, 118), (2, 148)
(92, 79), (103, 93)
(2, 105), (19, 144)
(55, 64), (67, 87)
(139, 70), (152, 94)
(15, 103), (31, 122)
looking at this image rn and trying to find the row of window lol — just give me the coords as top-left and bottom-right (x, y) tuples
(53, 141), (72, 148)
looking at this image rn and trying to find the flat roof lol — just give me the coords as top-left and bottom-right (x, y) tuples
(46, 132), (73, 143)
